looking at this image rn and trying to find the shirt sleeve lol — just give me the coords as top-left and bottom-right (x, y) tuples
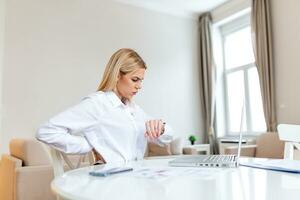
(137, 105), (173, 145)
(36, 96), (101, 154)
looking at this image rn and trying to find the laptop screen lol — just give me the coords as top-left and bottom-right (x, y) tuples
(237, 101), (245, 161)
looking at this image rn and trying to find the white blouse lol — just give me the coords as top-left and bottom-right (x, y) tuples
(36, 91), (173, 163)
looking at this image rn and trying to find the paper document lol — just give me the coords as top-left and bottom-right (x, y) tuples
(129, 167), (222, 181)
(240, 159), (300, 173)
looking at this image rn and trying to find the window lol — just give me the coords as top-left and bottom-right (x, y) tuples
(215, 14), (266, 136)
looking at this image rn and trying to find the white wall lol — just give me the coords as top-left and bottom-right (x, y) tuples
(271, 0), (300, 125)
(0, 0), (203, 153)
(0, 0), (5, 147)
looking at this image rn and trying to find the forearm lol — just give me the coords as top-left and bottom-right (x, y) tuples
(36, 122), (92, 154)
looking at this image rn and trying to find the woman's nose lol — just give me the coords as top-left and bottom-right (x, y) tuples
(136, 82), (142, 89)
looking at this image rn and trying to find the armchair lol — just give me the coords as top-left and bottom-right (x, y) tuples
(145, 137), (196, 159)
(0, 138), (56, 200)
(224, 132), (285, 159)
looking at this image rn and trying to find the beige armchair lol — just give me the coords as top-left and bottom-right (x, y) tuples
(224, 132), (285, 159)
(145, 137), (197, 159)
(0, 139), (56, 200)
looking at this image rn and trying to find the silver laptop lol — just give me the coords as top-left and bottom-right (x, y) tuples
(169, 103), (245, 168)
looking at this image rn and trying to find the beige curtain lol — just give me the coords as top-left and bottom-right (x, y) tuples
(199, 13), (217, 153)
(251, 0), (277, 131)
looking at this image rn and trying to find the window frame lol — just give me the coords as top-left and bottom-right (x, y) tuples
(219, 14), (265, 136)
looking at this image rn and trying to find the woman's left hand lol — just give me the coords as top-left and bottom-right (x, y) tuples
(145, 119), (165, 139)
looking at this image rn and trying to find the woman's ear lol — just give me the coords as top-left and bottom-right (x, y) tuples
(117, 73), (121, 80)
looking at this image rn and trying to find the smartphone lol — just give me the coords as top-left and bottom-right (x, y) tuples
(89, 167), (133, 177)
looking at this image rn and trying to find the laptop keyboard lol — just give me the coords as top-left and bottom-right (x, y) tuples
(203, 155), (235, 162)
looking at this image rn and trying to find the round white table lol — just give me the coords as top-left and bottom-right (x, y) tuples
(52, 157), (300, 200)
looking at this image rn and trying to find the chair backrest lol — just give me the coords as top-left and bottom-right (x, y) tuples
(277, 124), (300, 160)
(255, 132), (284, 158)
(145, 137), (183, 157)
(10, 139), (51, 166)
(50, 148), (95, 177)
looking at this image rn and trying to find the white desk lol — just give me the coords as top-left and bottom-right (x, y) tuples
(52, 157), (300, 200)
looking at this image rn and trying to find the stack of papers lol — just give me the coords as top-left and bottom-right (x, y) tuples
(240, 159), (300, 173)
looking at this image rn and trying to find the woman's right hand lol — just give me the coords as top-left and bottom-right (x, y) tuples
(145, 119), (165, 139)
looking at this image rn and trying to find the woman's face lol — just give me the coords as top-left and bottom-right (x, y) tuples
(115, 68), (145, 101)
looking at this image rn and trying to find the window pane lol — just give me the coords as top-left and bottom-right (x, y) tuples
(248, 67), (266, 131)
(224, 27), (255, 69)
(227, 71), (247, 132)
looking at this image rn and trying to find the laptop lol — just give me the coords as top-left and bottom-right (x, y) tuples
(169, 103), (245, 168)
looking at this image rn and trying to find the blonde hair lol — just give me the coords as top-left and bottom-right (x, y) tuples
(97, 48), (147, 91)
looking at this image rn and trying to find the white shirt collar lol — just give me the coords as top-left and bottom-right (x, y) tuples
(105, 91), (137, 110)
(105, 91), (124, 108)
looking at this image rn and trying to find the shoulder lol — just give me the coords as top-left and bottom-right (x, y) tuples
(83, 91), (106, 101)
(77, 91), (108, 111)
(81, 91), (116, 109)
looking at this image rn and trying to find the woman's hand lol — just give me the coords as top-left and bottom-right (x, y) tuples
(145, 120), (165, 139)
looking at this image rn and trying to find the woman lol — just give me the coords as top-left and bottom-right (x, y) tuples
(36, 48), (173, 163)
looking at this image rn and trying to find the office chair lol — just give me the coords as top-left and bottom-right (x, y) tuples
(277, 124), (300, 160)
